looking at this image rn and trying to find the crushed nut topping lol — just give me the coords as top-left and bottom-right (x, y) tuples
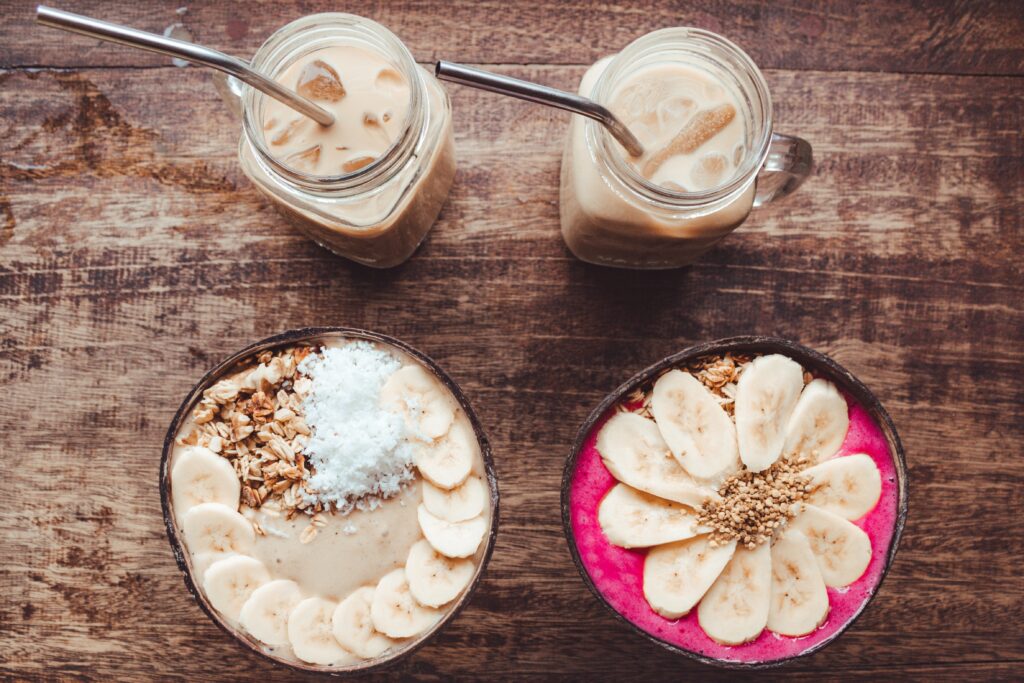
(619, 352), (820, 549)
(622, 352), (755, 418)
(685, 352), (753, 415)
(698, 457), (812, 550)
(176, 345), (322, 518)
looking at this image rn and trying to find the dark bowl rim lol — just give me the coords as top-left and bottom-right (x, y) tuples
(559, 335), (909, 670)
(160, 326), (501, 676)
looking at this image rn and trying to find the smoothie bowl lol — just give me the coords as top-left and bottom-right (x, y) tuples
(161, 328), (498, 674)
(561, 337), (907, 667)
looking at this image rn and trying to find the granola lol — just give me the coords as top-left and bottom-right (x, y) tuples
(176, 345), (321, 518)
(697, 457), (812, 550)
(621, 352), (755, 418)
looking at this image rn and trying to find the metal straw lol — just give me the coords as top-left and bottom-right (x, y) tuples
(435, 61), (644, 157)
(36, 5), (335, 127)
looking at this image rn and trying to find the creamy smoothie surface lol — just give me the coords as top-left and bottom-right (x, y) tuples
(262, 45), (412, 176)
(169, 339), (491, 668)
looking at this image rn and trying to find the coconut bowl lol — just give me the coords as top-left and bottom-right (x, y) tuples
(161, 327), (499, 675)
(561, 336), (907, 668)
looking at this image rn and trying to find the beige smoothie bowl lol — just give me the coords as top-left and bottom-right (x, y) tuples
(160, 328), (499, 675)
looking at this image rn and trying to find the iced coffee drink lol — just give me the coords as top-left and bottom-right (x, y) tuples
(236, 15), (455, 268)
(560, 28), (809, 269)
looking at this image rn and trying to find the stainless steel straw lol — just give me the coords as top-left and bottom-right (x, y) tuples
(435, 61), (644, 157)
(35, 5), (336, 127)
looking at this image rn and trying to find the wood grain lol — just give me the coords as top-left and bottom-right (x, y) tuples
(3, 0), (1024, 75)
(1, 0), (1022, 680)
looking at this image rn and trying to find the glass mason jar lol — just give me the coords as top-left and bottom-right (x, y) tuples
(221, 13), (455, 268)
(560, 28), (812, 269)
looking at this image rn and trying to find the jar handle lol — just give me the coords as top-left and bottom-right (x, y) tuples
(212, 71), (245, 120)
(753, 133), (813, 207)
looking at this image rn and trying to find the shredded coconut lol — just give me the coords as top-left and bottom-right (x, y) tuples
(298, 342), (415, 512)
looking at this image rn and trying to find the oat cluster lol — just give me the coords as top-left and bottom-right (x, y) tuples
(177, 346), (324, 519)
(684, 352), (753, 415)
(699, 457), (812, 550)
(623, 352), (754, 419)
(621, 352), (818, 550)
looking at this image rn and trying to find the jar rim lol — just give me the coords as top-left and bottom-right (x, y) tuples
(589, 27), (774, 208)
(242, 13), (425, 191)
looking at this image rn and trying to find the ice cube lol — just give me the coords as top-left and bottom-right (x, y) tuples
(342, 155), (376, 173)
(655, 96), (697, 138)
(270, 118), (307, 146)
(690, 152), (729, 190)
(611, 80), (665, 134)
(284, 144), (321, 172)
(375, 67), (404, 90)
(361, 112), (393, 145)
(296, 59), (346, 102)
(733, 143), (745, 168)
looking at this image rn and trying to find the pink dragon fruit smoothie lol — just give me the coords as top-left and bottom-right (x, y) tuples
(566, 367), (903, 666)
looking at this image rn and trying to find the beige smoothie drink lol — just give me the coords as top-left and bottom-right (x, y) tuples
(168, 339), (491, 668)
(238, 15), (456, 268)
(561, 53), (755, 268)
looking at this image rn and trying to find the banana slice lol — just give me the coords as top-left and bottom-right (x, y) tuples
(203, 555), (270, 621)
(697, 543), (771, 645)
(650, 370), (740, 482)
(381, 364), (456, 441)
(370, 568), (442, 639)
(191, 551), (236, 582)
(171, 446), (240, 517)
(288, 597), (355, 665)
(767, 530), (829, 636)
(803, 454), (882, 521)
(422, 476), (486, 522)
(332, 587), (397, 659)
(417, 505), (487, 559)
(238, 579), (302, 646)
(413, 416), (476, 490)
(783, 379), (850, 462)
(406, 538), (475, 608)
(735, 354), (805, 472)
(643, 536), (736, 619)
(597, 484), (705, 548)
(596, 412), (713, 509)
(182, 502), (255, 555)
(788, 504), (872, 587)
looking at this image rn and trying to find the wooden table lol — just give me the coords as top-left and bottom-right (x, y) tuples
(1, 1), (1021, 680)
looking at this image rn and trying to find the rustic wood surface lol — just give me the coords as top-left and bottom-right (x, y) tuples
(1, 0), (1021, 680)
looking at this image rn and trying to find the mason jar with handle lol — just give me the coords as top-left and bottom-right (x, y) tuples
(217, 13), (455, 269)
(560, 28), (812, 269)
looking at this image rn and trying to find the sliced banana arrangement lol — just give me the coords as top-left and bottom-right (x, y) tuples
(594, 352), (885, 644)
(167, 338), (492, 670)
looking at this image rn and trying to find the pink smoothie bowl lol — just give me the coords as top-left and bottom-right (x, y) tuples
(560, 336), (908, 669)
